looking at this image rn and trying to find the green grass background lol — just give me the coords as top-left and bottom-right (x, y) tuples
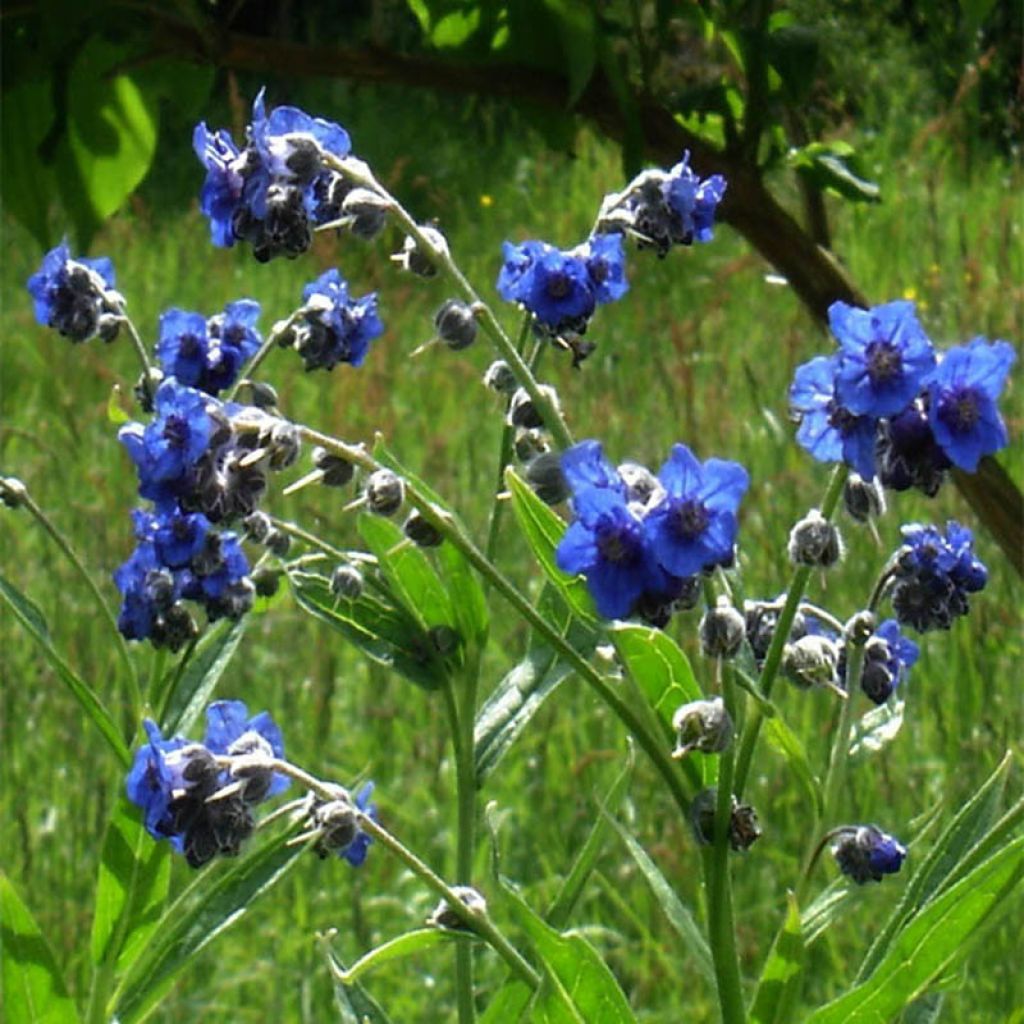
(1, 81), (1022, 1022)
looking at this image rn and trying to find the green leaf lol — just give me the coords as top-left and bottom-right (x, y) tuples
(787, 142), (881, 204)
(106, 384), (131, 425)
(90, 797), (171, 972)
(608, 622), (702, 730)
(111, 824), (308, 1024)
(289, 570), (447, 690)
(480, 980), (534, 1024)
(856, 751), (1012, 981)
(58, 37), (158, 243)
(505, 468), (597, 625)
(544, 0), (597, 105)
(0, 79), (57, 249)
(0, 573), (130, 767)
(750, 893), (804, 1024)
(437, 540), (489, 652)
(800, 879), (853, 946)
(763, 714), (823, 818)
(0, 872), (81, 1024)
(805, 836), (1024, 1024)
(158, 618), (246, 736)
(330, 928), (471, 985)
(358, 514), (454, 632)
(503, 887), (637, 1023)
(767, 25), (819, 103)
(849, 699), (905, 757)
(602, 812), (715, 986)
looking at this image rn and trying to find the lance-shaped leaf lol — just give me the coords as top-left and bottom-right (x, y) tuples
(328, 928), (473, 985)
(0, 872), (81, 1024)
(749, 893), (805, 1024)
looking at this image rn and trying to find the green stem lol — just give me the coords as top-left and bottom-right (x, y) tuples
(17, 485), (140, 714)
(733, 466), (847, 799)
(703, 663), (747, 1024)
(820, 646), (863, 822)
(322, 154), (574, 450)
(118, 313), (154, 380)
(227, 310), (303, 402)
(294, 425), (695, 822)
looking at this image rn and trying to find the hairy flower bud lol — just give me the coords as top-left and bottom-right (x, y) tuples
(427, 885), (488, 931)
(330, 563), (365, 599)
(672, 697), (734, 758)
(251, 565), (280, 598)
(312, 446), (355, 487)
(365, 469), (405, 516)
(508, 385), (560, 430)
(843, 473), (886, 523)
(243, 510), (272, 544)
(525, 451), (569, 505)
(782, 634), (840, 689)
(788, 509), (844, 568)
(392, 225), (448, 278)
(0, 476), (28, 509)
(483, 359), (517, 395)
(831, 825), (906, 883)
(264, 528), (292, 557)
(341, 187), (389, 239)
(434, 299), (478, 351)
(690, 788), (762, 851)
(844, 610), (876, 647)
(404, 510), (443, 548)
(699, 597), (746, 659)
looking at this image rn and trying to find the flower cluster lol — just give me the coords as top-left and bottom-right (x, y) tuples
(194, 88), (354, 261)
(126, 700), (289, 868)
(157, 300), (262, 395)
(497, 233), (628, 341)
(27, 242), (124, 344)
(836, 617), (919, 704)
(890, 521), (988, 632)
(555, 440), (748, 622)
(831, 825), (906, 884)
(115, 378), (302, 646)
(790, 300), (1015, 490)
(278, 268), (384, 371)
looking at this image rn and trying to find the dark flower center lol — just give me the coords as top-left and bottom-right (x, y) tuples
(595, 520), (640, 564)
(827, 401), (859, 435)
(162, 414), (190, 449)
(865, 341), (902, 385)
(938, 386), (980, 433)
(672, 498), (710, 539)
(178, 333), (203, 358)
(546, 271), (571, 300)
(588, 259), (608, 284)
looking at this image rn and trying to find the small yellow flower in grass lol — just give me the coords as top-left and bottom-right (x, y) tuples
(479, 194), (494, 208)
(902, 285), (917, 301)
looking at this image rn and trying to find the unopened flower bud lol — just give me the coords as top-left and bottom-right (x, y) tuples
(365, 469), (404, 516)
(843, 473), (886, 523)
(312, 799), (358, 859)
(434, 299), (477, 350)
(312, 446), (355, 487)
(243, 511), (272, 544)
(246, 380), (280, 409)
(699, 598), (746, 659)
(226, 729), (277, 803)
(0, 476), (28, 509)
(525, 452), (569, 505)
(330, 563), (364, 599)
(508, 385), (559, 430)
(483, 359), (517, 395)
(782, 634), (840, 689)
(267, 421), (301, 471)
(392, 226), (448, 278)
(689, 788), (762, 851)
(788, 509), (843, 568)
(341, 187), (389, 239)
(844, 610), (876, 647)
(831, 825), (906, 884)
(514, 428), (549, 464)
(672, 697), (734, 758)
(97, 313), (121, 343)
(265, 529), (292, 557)
(252, 565), (280, 598)
(618, 461), (664, 509)
(404, 510), (443, 548)
(152, 602), (200, 652)
(134, 367), (164, 413)
(427, 885), (488, 931)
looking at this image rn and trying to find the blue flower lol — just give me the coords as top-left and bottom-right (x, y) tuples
(877, 400), (951, 497)
(251, 87), (351, 183)
(830, 300), (936, 417)
(519, 247), (595, 332)
(645, 444), (749, 578)
(665, 153), (727, 244)
(891, 521), (987, 632)
(119, 380), (214, 502)
(556, 485), (668, 619)
(560, 440), (626, 495)
(192, 123), (246, 247)
(858, 618), (919, 704)
(497, 240), (546, 301)
(288, 268), (384, 371)
(341, 782), (377, 867)
(157, 309), (211, 388)
(203, 699), (290, 801)
(924, 337), (1016, 472)
(27, 241), (122, 343)
(789, 355), (878, 479)
(578, 233), (629, 305)
(832, 825), (906, 884)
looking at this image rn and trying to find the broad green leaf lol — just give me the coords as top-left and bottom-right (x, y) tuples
(432, 8), (481, 47)
(763, 714), (823, 818)
(856, 752), (1012, 980)
(479, 980), (534, 1024)
(750, 894), (804, 1024)
(0, 573), (130, 766)
(787, 142), (881, 204)
(609, 622), (702, 729)
(505, 468), (597, 625)
(358, 514), (454, 632)
(159, 618), (246, 736)
(849, 699), (904, 757)
(546, 747), (635, 931)
(902, 991), (944, 1024)
(504, 887), (637, 1023)
(90, 798), (171, 973)
(800, 879), (853, 946)
(330, 928), (471, 985)
(437, 540), (489, 652)
(0, 872), (81, 1024)
(937, 792), (1024, 896)
(805, 836), (1024, 1024)
(111, 824), (307, 1024)
(290, 570), (447, 690)
(1, 79), (57, 248)
(332, 974), (397, 1024)
(602, 813), (715, 985)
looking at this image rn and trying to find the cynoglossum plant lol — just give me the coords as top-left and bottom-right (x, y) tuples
(3, 85), (1021, 1024)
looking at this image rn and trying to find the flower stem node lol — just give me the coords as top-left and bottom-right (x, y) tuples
(689, 788), (762, 851)
(699, 597), (746, 659)
(365, 469), (405, 517)
(483, 360), (517, 396)
(782, 634), (841, 691)
(671, 697), (734, 758)
(427, 886), (488, 932)
(434, 299), (478, 351)
(404, 510), (444, 548)
(831, 825), (906, 883)
(787, 509), (844, 568)
(330, 563), (365, 600)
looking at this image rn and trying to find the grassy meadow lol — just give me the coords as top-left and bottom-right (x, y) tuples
(1, 82), (1022, 1022)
